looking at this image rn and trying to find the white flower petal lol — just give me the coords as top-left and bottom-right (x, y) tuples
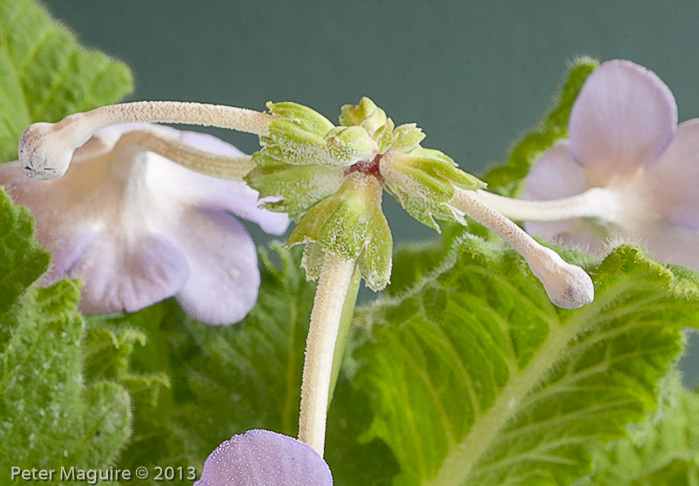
(74, 232), (190, 314)
(570, 60), (677, 185)
(645, 119), (699, 231)
(156, 158), (289, 235)
(171, 209), (261, 325)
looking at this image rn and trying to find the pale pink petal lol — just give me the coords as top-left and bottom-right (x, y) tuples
(195, 430), (333, 486)
(73, 233), (190, 314)
(645, 119), (699, 230)
(522, 140), (590, 236)
(171, 209), (260, 325)
(638, 222), (699, 272)
(570, 60), (677, 185)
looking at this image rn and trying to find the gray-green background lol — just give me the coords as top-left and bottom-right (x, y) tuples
(43, 0), (699, 384)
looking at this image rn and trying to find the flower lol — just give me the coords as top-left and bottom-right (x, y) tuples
(195, 429), (333, 486)
(522, 59), (699, 270)
(0, 124), (288, 325)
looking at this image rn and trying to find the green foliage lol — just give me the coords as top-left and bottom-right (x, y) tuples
(583, 374), (699, 485)
(0, 0), (133, 162)
(0, 185), (131, 483)
(0, 188), (50, 313)
(483, 58), (598, 196)
(353, 237), (699, 486)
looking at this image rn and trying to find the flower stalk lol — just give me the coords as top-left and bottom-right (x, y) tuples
(471, 188), (619, 223)
(19, 101), (273, 179)
(450, 188), (594, 309)
(298, 254), (357, 455)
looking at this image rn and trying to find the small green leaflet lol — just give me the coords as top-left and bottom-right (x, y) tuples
(584, 374), (699, 485)
(0, 187), (131, 481)
(354, 235), (699, 486)
(483, 58), (597, 196)
(0, 0), (133, 162)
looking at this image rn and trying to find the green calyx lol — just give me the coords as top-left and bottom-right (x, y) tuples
(380, 150), (487, 231)
(246, 96), (486, 243)
(287, 172), (392, 291)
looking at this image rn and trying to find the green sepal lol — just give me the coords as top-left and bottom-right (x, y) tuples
(266, 101), (335, 137)
(380, 150), (484, 232)
(287, 172), (393, 290)
(390, 123), (426, 153)
(325, 125), (377, 164)
(246, 152), (344, 220)
(374, 118), (395, 153)
(339, 97), (388, 135)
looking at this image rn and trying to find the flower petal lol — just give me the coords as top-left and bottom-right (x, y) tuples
(645, 119), (699, 230)
(522, 140), (590, 236)
(157, 160), (289, 235)
(569, 60), (677, 184)
(195, 430), (333, 486)
(637, 221), (699, 272)
(40, 229), (96, 284)
(100, 125), (289, 235)
(73, 232), (190, 315)
(171, 209), (260, 325)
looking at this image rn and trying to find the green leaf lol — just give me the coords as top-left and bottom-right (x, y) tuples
(483, 57), (598, 196)
(0, 187), (49, 313)
(0, 0), (133, 161)
(354, 236), (698, 485)
(0, 280), (132, 478)
(584, 374), (699, 485)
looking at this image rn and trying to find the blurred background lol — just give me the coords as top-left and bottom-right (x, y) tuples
(44, 0), (699, 384)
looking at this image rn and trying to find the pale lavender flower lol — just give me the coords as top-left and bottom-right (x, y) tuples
(522, 59), (699, 270)
(195, 429), (333, 486)
(0, 124), (288, 325)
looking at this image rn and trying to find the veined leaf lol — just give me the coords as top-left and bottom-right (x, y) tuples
(584, 374), (699, 485)
(0, 0), (133, 161)
(354, 235), (699, 486)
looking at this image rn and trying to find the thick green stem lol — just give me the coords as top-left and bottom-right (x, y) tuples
(298, 255), (357, 456)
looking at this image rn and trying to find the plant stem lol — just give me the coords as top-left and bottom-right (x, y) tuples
(298, 255), (357, 456)
(19, 101), (274, 179)
(450, 188), (594, 309)
(115, 128), (255, 180)
(328, 265), (361, 404)
(471, 187), (617, 222)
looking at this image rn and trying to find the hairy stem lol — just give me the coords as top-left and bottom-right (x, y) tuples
(328, 265), (361, 403)
(298, 255), (357, 455)
(471, 188), (617, 222)
(450, 188), (594, 309)
(115, 128), (255, 180)
(19, 101), (274, 179)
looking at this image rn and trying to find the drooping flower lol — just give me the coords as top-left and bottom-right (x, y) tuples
(485, 59), (699, 271)
(195, 429), (333, 486)
(0, 124), (288, 325)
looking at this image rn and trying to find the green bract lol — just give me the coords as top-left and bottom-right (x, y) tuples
(287, 172), (392, 291)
